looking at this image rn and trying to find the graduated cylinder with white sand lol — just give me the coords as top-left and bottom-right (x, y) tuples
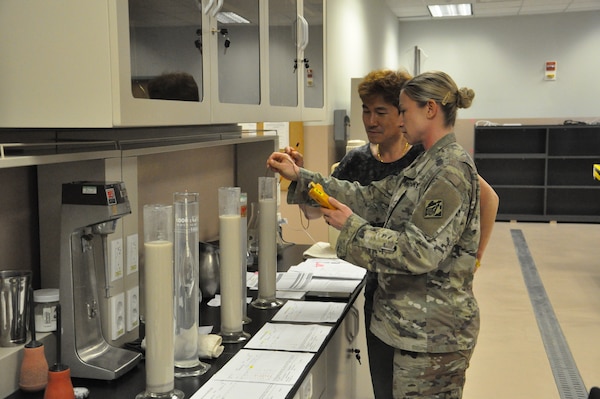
(138, 203), (183, 399)
(217, 187), (249, 343)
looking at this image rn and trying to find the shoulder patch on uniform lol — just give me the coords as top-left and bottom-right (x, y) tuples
(425, 199), (443, 218)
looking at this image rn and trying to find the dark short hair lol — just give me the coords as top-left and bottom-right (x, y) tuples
(358, 69), (412, 109)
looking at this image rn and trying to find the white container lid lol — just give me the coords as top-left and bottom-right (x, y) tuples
(34, 288), (59, 303)
(346, 139), (366, 154)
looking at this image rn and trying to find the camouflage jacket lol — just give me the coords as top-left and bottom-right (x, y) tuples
(288, 133), (480, 353)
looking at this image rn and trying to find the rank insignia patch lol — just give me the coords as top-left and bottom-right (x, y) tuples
(424, 199), (443, 218)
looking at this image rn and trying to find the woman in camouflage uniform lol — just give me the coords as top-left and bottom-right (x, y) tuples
(269, 71), (480, 398)
(286, 69), (497, 398)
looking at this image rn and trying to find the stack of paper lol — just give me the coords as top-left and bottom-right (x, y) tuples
(247, 271), (312, 291)
(289, 258), (366, 297)
(289, 258), (366, 280)
(247, 257), (366, 298)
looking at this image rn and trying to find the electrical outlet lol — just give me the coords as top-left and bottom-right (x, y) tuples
(126, 286), (139, 332)
(126, 234), (139, 275)
(110, 238), (124, 281)
(299, 372), (313, 399)
(109, 292), (125, 340)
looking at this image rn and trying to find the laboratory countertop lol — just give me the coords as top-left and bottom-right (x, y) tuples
(8, 244), (364, 399)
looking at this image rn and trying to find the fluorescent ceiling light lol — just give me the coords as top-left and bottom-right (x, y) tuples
(215, 11), (250, 24)
(428, 3), (472, 17)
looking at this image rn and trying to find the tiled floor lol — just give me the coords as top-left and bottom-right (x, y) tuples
(463, 221), (600, 399)
(291, 217), (600, 398)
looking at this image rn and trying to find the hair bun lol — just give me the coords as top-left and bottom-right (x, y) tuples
(457, 87), (475, 109)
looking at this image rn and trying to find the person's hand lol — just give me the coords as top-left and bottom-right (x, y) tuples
(320, 197), (352, 230)
(266, 152), (299, 181)
(284, 146), (304, 167)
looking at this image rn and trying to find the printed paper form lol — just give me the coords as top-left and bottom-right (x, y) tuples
(289, 258), (366, 280)
(209, 349), (313, 384)
(190, 346), (314, 399)
(271, 300), (346, 323)
(245, 323), (332, 352)
(191, 380), (292, 399)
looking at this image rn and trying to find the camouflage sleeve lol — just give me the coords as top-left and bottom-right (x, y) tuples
(336, 165), (474, 275)
(285, 169), (319, 205)
(287, 168), (392, 216)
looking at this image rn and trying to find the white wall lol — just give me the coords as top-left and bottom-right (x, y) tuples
(397, 11), (600, 121)
(322, 0), (403, 125)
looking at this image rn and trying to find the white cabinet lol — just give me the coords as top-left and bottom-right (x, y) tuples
(0, 0), (210, 128)
(295, 300), (361, 399)
(326, 303), (360, 399)
(0, 1), (116, 128)
(0, 0), (325, 128)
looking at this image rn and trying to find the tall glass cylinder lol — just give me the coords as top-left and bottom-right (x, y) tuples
(218, 187), (250, 343)
(251, 177), (284, 309)
(137, 205), (183, 399)
(247, 202), (259, 266)
(240, 193), (251, 324)
(173, 192), (210, 377)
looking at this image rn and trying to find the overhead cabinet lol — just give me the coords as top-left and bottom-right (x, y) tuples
(0, 0), (325, 128)
(474, 125), (600, 222)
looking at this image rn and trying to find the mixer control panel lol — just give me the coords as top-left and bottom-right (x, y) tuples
(62, 181), (129, 206)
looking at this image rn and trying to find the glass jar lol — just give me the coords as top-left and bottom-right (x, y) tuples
(34, 289), (59, 332)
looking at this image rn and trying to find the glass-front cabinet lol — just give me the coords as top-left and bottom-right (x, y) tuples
(265, 0), (325, 122)
(209, 0), (264, 122)
(302, 0), (325, 120)
(128, 0), (206, 103)
(210, 0), (325, 123)
(121, 0), (212, 126)
(0, 0), (324, 128)
(269, 0), (299, 109)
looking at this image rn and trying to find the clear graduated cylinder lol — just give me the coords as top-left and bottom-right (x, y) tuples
(173, 192), (209, 377)
(247, 202), (259, 266)
(240, 193), (251, 324)
(218, 187), (250, 343)
(251, 177), (284, 310)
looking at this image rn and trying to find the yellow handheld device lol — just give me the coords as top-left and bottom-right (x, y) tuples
(308, 182), (335, 209)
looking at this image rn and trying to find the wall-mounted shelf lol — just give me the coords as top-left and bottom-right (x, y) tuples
(0, 141), (120, 169)
(474, 125), (600, 222)
(0, 127), (276, 169)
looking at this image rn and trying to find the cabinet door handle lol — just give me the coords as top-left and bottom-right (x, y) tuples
(211, 0), (224, 17)
(297, 15), (309, 51)
(346, 305), (359, 342)
(203, 0), (215, 15)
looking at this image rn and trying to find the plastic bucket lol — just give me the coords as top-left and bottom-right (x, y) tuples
(0, 270), (32, 346)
